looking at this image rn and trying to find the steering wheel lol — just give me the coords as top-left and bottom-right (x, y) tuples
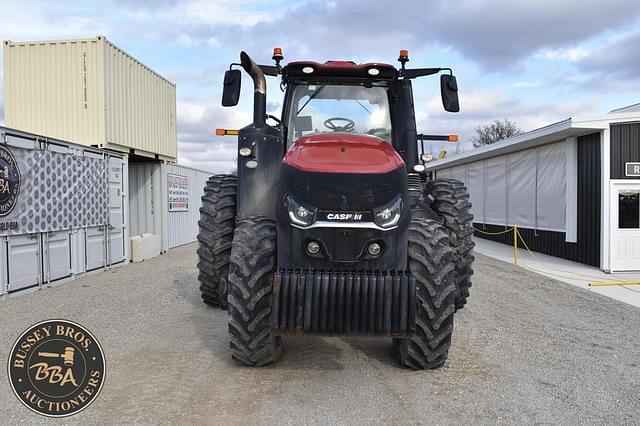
(324, 117), (355, 132)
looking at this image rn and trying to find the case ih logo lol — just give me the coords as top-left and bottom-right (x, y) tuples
(325, 213), (364, 221)
(0, 145), (20, 217)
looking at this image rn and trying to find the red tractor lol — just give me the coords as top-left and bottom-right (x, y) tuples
(197, 49), (474, 369)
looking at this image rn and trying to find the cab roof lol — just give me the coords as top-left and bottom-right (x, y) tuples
(283, 60), (397, 82)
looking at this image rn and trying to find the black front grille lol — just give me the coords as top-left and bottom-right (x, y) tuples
(285, 165), (406, 211)
(272, 270), (416, 336)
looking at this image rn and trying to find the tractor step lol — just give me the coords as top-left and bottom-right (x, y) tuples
(272, 270), (416, 336)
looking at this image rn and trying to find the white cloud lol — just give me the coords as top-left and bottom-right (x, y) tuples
(175, 98), (251, 171)
(537, 47), (589, 61)
(176, 0), (281, 27)
(177, 142), (237, 173)
(510, 81), (542, 88)
(419, 89), (602, 151)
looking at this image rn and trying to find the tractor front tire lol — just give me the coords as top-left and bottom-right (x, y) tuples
(197, 174), (237, 309)
(425, 178), (475, 310)
(394, 219), (457, 369)
(227, 217), (282, 366)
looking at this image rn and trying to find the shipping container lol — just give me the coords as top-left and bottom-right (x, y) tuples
(0, 126), (128, 294)
(128, 162), (213, 251)
(3, 36), (176, 160)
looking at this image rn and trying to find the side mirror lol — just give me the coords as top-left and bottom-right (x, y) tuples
(222, 69), (241, 107)
(440, 74), (460, 113)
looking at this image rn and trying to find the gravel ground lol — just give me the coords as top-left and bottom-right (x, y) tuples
(1, 243), (639, 425)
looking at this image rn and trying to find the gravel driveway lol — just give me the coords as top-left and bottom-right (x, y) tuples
(1, 243), (638, 425)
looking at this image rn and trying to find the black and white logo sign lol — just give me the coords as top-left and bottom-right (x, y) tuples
(318, 211), (372, 222)
(8, 319), (106, 417)
(626, 162), (640, 177)
(0, 145), (20, 217)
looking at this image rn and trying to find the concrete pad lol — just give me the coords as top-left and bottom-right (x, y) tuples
(474, 238), (640, 308)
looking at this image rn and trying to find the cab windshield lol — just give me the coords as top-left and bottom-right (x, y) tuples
(286, 84), (391, 145)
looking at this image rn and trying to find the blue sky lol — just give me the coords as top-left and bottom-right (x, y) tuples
(1, 0), (639, 172)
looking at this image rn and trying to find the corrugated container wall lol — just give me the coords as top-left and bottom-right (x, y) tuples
(128, 162), (166, 242)
(128, 162), (212, 251)
(4, 36), (176, 160)
(167, 164), (211, 248)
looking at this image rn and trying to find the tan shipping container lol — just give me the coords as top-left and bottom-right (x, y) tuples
(4, 36), (177, 160)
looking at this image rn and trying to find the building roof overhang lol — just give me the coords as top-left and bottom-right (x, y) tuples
(425, 111), (640, 170)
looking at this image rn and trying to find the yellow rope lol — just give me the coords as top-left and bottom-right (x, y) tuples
(472, 226), (514, 235)
(472, 224), (638, 288)
(513, 224), (519, 266)
(588, 281), (640, 287)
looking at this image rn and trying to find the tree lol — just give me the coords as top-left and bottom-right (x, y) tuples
(472, 119), (523, 148)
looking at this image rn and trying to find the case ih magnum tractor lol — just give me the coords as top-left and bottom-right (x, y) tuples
(197, 49), (474, 369)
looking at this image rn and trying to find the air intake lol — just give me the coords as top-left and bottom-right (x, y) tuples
(407, 173), (423, 192)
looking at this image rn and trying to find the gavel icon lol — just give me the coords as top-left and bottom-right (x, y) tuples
(38, 347), (75, 366)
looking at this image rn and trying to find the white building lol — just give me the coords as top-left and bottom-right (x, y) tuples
(425, 107), (640, 272)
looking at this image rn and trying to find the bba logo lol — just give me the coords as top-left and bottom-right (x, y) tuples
(0, 145), (20, 217)
(326, 213), (363, 221)
(7, 319), (106, 417)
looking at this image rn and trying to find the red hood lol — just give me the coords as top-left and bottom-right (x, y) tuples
(282, 133), (404, 174)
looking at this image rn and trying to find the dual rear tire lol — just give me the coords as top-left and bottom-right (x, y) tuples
(425, 178), (475, 310)
(197, 175), (237, 309)
(197, 175), (281, 366)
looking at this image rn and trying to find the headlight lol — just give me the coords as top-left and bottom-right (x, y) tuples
(374, 196), (403, 228)
(286, 195), (316, 227)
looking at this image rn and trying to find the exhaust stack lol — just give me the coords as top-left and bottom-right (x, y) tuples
(240, 51), (266, 126)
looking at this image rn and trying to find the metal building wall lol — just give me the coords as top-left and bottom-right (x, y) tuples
(4, 36), (176, 160)
(610, 123), (640, 179)
(167, 165), (211, 248)
(472, 132), (602, 267)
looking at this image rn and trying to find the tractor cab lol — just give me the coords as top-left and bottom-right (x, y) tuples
(199, 49), (474, 370)
(280, 61), (397, 146)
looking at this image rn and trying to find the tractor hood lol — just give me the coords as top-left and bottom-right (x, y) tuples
(282, 133), (405, 174)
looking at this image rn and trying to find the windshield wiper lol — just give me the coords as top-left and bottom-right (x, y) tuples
(297, 85), (326, 115)
(354, 100), (371, 114)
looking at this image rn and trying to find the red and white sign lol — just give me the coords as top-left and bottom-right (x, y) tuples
(168, 173), (189, 212)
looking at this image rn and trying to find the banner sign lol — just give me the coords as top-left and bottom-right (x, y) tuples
(168, 173), (189, 212)
(0, 144), (108, 236)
